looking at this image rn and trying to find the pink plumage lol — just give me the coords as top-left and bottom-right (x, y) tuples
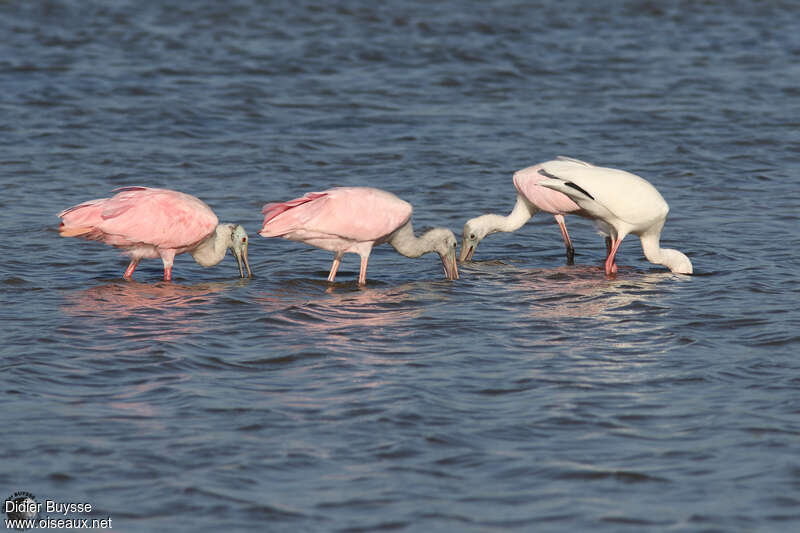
(260, 187), (411, 246)
(261, 192), (328, 224)
(460, 158), (591, 263)
(58, 187), (251, 281)
(260, 187), (458, 285)
(512, 164), (582, 216)
(59, 187), (218, 248)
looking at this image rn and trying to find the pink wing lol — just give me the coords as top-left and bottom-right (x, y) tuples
(260, 187), (412, 243)
(261, 192), (328, 223)
(513, 164), (581, 215)
(58, 187), (218, 249)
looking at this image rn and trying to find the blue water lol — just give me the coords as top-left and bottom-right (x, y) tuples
(2, 1), (800, 531)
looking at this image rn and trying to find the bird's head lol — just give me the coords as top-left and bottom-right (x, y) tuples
(428, 228), (459, 281)
(459, 217), (488, 262)
(226, 224), (253, 278)
(664, 249), (693, 275)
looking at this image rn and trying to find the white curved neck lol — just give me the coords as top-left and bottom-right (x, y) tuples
(473, 195), (535, 237)
(640, 232), (691, 273)
(387, 221), (437, 258)
(190, 225), (230, 267)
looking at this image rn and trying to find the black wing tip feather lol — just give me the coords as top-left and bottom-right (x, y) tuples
(564, 181), (595, 200)
(537, 169), (596, 200)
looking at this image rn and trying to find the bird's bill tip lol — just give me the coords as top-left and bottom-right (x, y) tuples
(458, 244), (474, 262)
(442, 254), (459, 280)
(234, 245), (253, 278)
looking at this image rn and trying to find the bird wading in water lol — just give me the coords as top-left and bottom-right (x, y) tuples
(537, 157), (693, 276)
(460, 158), (591, 264)
(58, 187), (252, 281)
(259, 187), (459, 285)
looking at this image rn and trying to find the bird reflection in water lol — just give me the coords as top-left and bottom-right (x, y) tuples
(501, 264), (683, 356)
(464, 262), (677, 320)
(257, 282), (426, 333)
(255, 281), (431, 362)
(59, 281), (237, 433)
(531, 266), (661, 318)
(60, 280), (242, 341)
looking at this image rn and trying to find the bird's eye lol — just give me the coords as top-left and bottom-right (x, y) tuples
(242, 237), (246, 243)
(469, 233), (475, 240)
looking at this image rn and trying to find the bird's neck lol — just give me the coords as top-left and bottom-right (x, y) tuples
(190, 225), (229, 267)
(388, 221), (437, 258)
(640, 231), (692, 274)
(474, 195), (535, 236)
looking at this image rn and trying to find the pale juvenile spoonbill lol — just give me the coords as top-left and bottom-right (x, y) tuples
(537, 158), (693, 276)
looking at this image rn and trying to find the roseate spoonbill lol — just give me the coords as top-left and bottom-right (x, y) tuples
(537, 158), (693, 276)
(259, 187), (459, 285)
(460, 157), (593, 264)
(58, 187), (252, 281)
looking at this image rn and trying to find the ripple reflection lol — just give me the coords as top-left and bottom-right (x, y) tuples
(60, 280), (242, 341)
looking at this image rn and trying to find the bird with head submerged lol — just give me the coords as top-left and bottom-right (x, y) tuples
(536, 157), (693, 276)
(58, 186), (252, 281)
(460, 157), (595, 264)
(259, 186), (459, 285)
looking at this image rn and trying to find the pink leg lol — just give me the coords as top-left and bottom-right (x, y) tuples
(605, 238), (622, 276)
(604, 236), (617, 273)
(358, 255), (369, 286)
(123, 258), (140, 280)
(159, 250), (176, 282)
(327, 254), (342, 282)
(554, 215), (574, 264)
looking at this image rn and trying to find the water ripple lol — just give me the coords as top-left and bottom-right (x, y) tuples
(2, 0), (800, 531)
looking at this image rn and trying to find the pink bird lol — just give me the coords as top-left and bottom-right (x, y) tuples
(58, 187), (252, 281)
(259, 187), (459, 285)
(460, 157), (592, 264)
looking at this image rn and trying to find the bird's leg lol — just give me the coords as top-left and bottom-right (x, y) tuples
(160, 250), (176, 282)
(123, 258), (140, 280)
(554, 215), (574, 265)
(604, 236), (618, 274)
(605, 238), (622, 276)
(358, 256), (369, 286)
(327, 253), (343, 282)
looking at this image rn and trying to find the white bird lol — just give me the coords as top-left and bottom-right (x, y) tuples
(537, 158), (692, 276)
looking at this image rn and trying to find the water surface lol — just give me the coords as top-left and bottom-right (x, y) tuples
(2, 1), (800, 531)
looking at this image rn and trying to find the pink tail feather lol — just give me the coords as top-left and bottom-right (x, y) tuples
(260, 192), (329, 237)
(57, 198), (106, 219)
(58, 199), (108, 237)
(261, 192), (327, 221)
